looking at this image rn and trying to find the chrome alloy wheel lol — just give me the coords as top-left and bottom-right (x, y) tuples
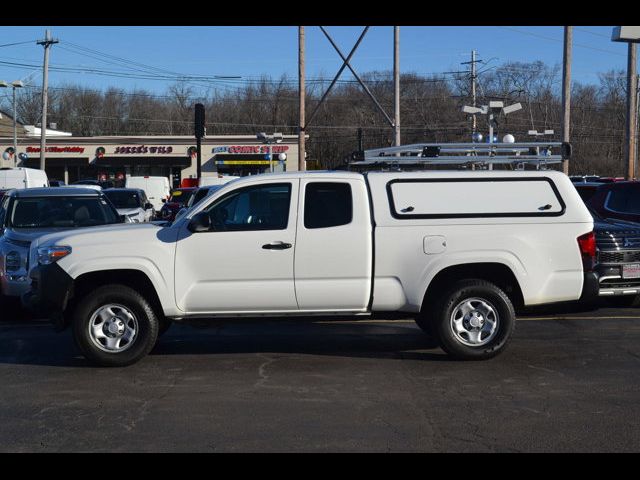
(449, 297), (499, 347)
(88, 304), (139, 353)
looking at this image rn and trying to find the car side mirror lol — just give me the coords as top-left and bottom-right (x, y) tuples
(187, 211), (211, 233)
(161, 198), (167, 203)
(145, 202), (154, 210)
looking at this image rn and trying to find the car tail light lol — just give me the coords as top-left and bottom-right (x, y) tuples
(577, 231), (596, 271)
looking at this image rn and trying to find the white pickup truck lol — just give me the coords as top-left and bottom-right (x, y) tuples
(23, 170), (598, 366)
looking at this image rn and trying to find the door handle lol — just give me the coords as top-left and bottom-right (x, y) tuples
(262, 242), (292, 250)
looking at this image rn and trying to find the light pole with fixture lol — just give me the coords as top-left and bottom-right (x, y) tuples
(462, 101), (522, 170)
(256, 132), (284, 173)
(0, 80), (24, 167)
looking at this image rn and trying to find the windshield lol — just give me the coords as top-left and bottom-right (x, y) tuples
(169, 189), (194, 206)
(104, 190), (143, 209)
(9, 196), (120, 228)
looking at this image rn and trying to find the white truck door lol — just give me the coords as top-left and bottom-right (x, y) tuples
(294, 178), (372, 311)
(174, 180), (299, 313)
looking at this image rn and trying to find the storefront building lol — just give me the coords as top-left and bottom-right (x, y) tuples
(0, 135), (303, 188)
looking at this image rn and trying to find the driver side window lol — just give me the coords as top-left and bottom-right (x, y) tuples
(204, 183), (291, 231)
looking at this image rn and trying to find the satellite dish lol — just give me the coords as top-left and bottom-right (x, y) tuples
(503, 134), (515, 143)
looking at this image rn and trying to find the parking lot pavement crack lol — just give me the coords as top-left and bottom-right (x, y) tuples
(254, 353), (279, 389)
(123, 369), (182, 433)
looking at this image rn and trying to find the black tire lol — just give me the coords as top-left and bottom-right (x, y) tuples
(426, 279), (515, 360)
(72, 284), (159, 367)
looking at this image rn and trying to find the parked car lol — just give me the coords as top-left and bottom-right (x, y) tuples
(125, 176), (170, 212)
(573, 182), (604, 203)
(174, 185), (225, 222)
(198, 175), (239, 187)
(570, 175), (601, 183)
(67, 184), (102, 191)
(0, 167), (48, 189)
(23, 170), (597, 367)
(590, 208), (640, 305)
(103, 188), (154, 223)
(158, 187), (196, 221)
(585, 181), (640, 224)
(598, 177), (625, 183)
(72, 179), (114, 189)
(0, 187), (127, 303)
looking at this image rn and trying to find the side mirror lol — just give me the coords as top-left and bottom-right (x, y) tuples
(161, 198), (167, 203)
(144, 202), (154, 210)
(187, 211), (211, 233)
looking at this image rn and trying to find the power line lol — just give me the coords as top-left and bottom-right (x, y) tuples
(500, 27), (626, 57)
(0, 40), (37, 48)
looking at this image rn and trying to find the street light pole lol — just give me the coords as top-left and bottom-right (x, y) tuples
(12, 81), (24, 167)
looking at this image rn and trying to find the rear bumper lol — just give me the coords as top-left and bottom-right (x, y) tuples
(580, 271), (600, 302)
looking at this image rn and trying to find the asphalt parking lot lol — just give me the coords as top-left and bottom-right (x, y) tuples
(1, 303), (640, 452)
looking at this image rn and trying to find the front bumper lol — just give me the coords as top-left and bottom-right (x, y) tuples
(0, 272), (31, 297)
(596, 264), (640, 296)
(21, 263), (74, 327)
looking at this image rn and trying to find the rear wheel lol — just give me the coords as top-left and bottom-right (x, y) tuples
(426, 279), (515, 360)
(72, 284), (159, 367)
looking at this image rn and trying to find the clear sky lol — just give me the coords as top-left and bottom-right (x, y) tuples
(0, 26), (632, 98)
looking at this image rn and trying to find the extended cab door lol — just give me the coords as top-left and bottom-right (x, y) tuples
(294, 178), (372, 311)
(174, 180), (299, 314)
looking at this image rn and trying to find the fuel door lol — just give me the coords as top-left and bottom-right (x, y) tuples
(424, 235), (447, 255)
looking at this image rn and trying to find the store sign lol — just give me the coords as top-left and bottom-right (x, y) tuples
(114, 146), (174, 154)
(213, 145), (289, 154)
(26, 146), (85, 153)
(216, 160), (271, 165)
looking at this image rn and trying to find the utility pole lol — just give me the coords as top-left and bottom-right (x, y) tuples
(393, 26), (400, 148)
(561, 26), (572, 175)
(357, 127), (363, 151)
(461, 50), (481, 139)
(626, 44), (638, 180)
(636, 73), (640, 178)
(37, 30), (59, 172)
(298, 26), (306, 171)
(471, 50), (477, 135)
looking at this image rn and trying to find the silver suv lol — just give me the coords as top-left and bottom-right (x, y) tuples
(0, 187), (124, 301)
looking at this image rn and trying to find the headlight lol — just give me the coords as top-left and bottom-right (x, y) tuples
(5, 251), (20, 272)
(37, 246), (72, 265)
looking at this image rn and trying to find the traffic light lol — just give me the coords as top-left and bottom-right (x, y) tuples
(195, 103), (205, 138)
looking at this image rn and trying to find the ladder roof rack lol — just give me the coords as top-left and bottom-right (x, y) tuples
(348, 141), (571, 170)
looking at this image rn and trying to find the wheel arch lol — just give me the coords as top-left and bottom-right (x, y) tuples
(421, 262), (525, 312)
(67, 269), (165, 325)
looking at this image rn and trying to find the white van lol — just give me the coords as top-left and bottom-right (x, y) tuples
(124, 176), (170, 212)
(198, 175), (239, 187)
(0, 168), (49, 190)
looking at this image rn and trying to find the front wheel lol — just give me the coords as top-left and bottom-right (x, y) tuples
(428, 279), (515, 360)
(72, 284), (159, 367)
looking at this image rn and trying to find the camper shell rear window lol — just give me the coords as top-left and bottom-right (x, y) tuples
(386, 177), (566, 219)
